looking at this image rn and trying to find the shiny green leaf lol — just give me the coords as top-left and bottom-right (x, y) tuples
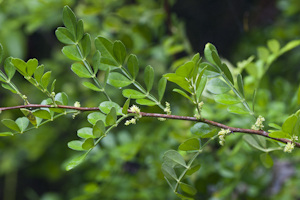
(212, 50), (222, 67)
(83, 82), (102, 91)
(158, 77), (167, 102)
(92, 51), (101, 74)
(4, 57), (15, 80)
(77, 127), (94, 139)
(237, 74), (244, 97)
(68, 140), (84, 151)
(206, 78), (230, 94)
(99, 101), (122, 115)
(81, 33), (91, 58)
(175, 193), (194, 200)
(82, 138), (94, 150)
(282, 114), (297, 134)
(190, 123), (214, 138)
(11, 58), (27, 75)
(0, 132), (14, 137)
(99, 57), (119, 71)
(41, 71), (52, 89)
(122, 89), (146, 99)
(175, 61), (194, 78)
(220, 63), (233, 84)
(93, 120), (105, 137)
(66, 152), (89, 171)
(136, 99), (157, 106)
(161, 163), (178, 180)
(34, 65), (44, 82)
(243, 135), (266, 152)
(268, 131), (290, 138)
(122, 97), (131, 114)
(62, 46), (82, 61)
(268, 123), (282, 130)
(186, 164), (201, 175)
(55, 27), (76, 45)
(163, 73), (191, 93)
(107, 72), (131, 88)
(55, 92), (68, 105)
(127, 54), (139, 79)
(88, 112), (106, 125)
(51, 79), (56, 93)
(144, 65), (154, 92)
(173, 89), (193, 102)
(76, 19), (84, 42)
(199, 62), (220, 77)
(178, 138), (200, 151)
(1, 119), (20, 132)
(15, 117), (29, 133)
(95, 36), (117, 63)
(215, 94), (240, 105)
(32, 110), (52, 120)
(180, 182), (197, 195)
(227, 105), (249, 115)
(196, 75), (207, 101)
(62, 6), (77, 37)
(163, 150), (187, 168)
(1, 83), (16, 93)
(71, 63), (92, 78)
(106, 107), (117, 126)
(113, 40), (126, 65)
(204, 43), (219, 67)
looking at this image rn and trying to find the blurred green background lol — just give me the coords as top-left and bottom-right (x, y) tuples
(1, 0), (300, 199)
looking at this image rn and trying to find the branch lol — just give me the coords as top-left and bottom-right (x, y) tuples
(0, 104), (298, 148)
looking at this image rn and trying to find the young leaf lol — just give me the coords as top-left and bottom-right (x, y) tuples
(206, 78), (231, 94)
(122, 97), (131, 114)
(161, 163), (178, 180)
(268, 131), (290, 139)
(32, 110), (52, 120)
(158, 77), (167, 102)
(122, 89), (146, 99)
(66, 151), (89, 171)
(107, 72), (131, 88)
(81, 33), (91, 58)
(0, 132), (14, 137)
(15, 117), (29, 133)
(76, 19), (84, 42)
(227, 106), (249, 115)
(173, 89), (193, 102)
(220, 63), (234, 84)
(1, 83), (17, 93)
(268, 123), (282, 130)
(82, 138), (94, 150)
(55, 27), (76, 45)
(186, 164), (201, 175)
(93, 120), (105, 137)
(237, 74), (245, 97)
(144, 65), (154, 92)
(88, 112), (106, 125)
(77, 127), (94, 138)
(99, 57), (119, 71)
(51, 79), (56, 93)
(260, 153), (273, 168)
(1, 119), (21, 132)
(4, 57), (16, 80)
(180, 182), (197, 195)
(68, 140), (84, 151)
(99, 101), (122, 115)
(113, 40), (126, 65)
(204, 43), (220, 67)
(214, 94), (240, 105)
(127, 54), (139, 79)
(175, 61), (194, 78)
(34, 65), (44, 82)
(95, 36), (117, 63)
(55, 92), (68, 105)
(196, 75), (207, 101)
(178, 138), (200, 151)
(282, 114), (297, 134)
(82, 82), (102, 91)
(163, 150), (187, 168)
(62, 46), (83, 61)
(62, 6), (77, 37)
(136, 99), (157, 106)
(11, 58), (27, 75)
(163, 73), (191, 93)
(92, 51), (101, 74)
(106, 107), (117, 126)
(0, 43), (3, 63)
(71, 63), (92, 78)
(41, 71), (52, 89)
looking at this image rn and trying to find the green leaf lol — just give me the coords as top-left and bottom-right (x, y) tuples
(282, 114), (297, 134)
(2, 83), (17, 93)
(1, 119), (20, 132)
(260, 153), (273, 168)
(268, 131), (290, 139)
(122, 97), (131, 114)
(66, 152), (89, 171)
(237, 74), (244, 97)
(81, 33), (91, 58)
(220, 63), (233, 84)
(93, 120), (105, 137)
(180, 183), (197, 195)
(21, 108), (37, 127)
(32, 110), (52, 120)
(204, 43), (220, 67)
(199, 62), (220, 77)
(62, 46), (83, 61)
(71, 63), (92, 78)
(186, 164), (201, 175)
(104, 68), (110, 88)
(252, 89), (257, 112)
(34, 65), (44, 82)
(158, 77), (167, 102)
(175, 61), (194, 78)
(243, 135), (266, 152)
(212, 50), (222, 67)
(95, 36), (117, 63)
(83, 82), (102, 91)
(4, 57), (15, 80)
(163, 150), (187, 168)
(82, 138), (94, 150)
(113, 40), (126, 65)
(55, 27), (76, 45)
(227, 106), (249, 115)
(92, 51), (101, 74)
(178, 138), (200, 151)
(214, 94), (240, 105)
(0, 71), (7, 82)
(106, 107), (117, 126)
(136, 99), (157, 106)
(127, 54), (139, 79)
(99, 101), (122, 115)
(144, 65), (154, 92)
(0, 132), (14, 137)
(173, 89), (193, 102)
(55, 92), (68, 105)
(279, 40), (300, 55)
(122, 89), (145, 99)
(77, 127), (94, 139)
(76, 19), (84, 42)
(107, 72), (131, 88)
(161, 163), (178, 180)
(257, 46), (269, 62)
(163, 73), (191, 93)
(267, 39), (280, 53)
(0, 43), (3, 63)
(62, 6), (77, 37)
(51, 79), (56, 93)
(190, 123), (213, 138)
(15, 117), (29, 133)
(11, 58), (27, 75)
(41, 71), (52, 89)
(87, 112), (106, 125)
(99, 57), (119, 71)
(175, 193), (194, 200)
(206, 78), (230, 94)
(68, 140), (84, 151)
(196, 75), (207, 101)
(268, 123), (282, 130)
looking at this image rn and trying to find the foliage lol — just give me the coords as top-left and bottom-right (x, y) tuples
(1, 1), (300, 200)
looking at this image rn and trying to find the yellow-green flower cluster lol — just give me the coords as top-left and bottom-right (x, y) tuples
(251, 115), (265, 130)
(125, 105), (142, 126)
(74, 101), (81, 108)
(125, 118), (137, 126)
(164, 102), (171, 115)
(284, 142), (295, 153)
(218, 129), (231, 146)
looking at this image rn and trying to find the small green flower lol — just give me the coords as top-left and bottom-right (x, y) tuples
(252, 115), (265, 130)
(74, 101), (81, 108)
(284, 142), (295, 153)
(218, 129), (231, 146)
